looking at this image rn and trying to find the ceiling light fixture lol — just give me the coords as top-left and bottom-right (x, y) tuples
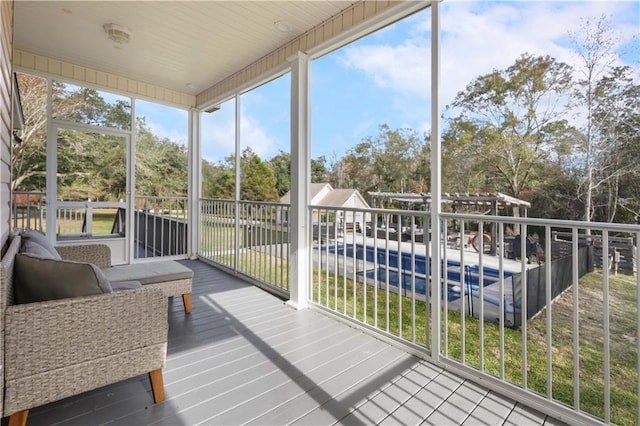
(274, 20), (292, 33)
(103, 23), (132, 44)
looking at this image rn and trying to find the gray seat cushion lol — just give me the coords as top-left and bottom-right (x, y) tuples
(103, 261), (193, 285)
(15, 254), (113, 304)
(110, 280), (143, 291)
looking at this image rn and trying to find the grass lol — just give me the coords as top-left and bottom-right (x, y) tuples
(56, 211), (121, 235)
(15, 209), (119, 236)
(199, 221), (289, 253)
(210, 251), (289, 292)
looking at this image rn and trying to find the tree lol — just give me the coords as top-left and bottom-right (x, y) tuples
(239, 148), (278, 201)
(411, 137), (431, 194)
(269, 151), (329, 197)
(528, 161), (583, 221)
(202, 159), (234, 199)
(569, 16), (640, 223)
(53, 84), (131, 130)
(370, 125), (425, 194)
(329, 125), (427, 199)
(331, 141), (376, 192)
(311, 156), (328, 184)
(441, 118), (485, 194)
(202, 148), (279, 201)
(12, 74), (49, 190)
(135, 118), (188, 197)
(588, 66), (640, 222)
(444, 54), (574, 199)
(56, 129), (128, 201)
(269, 150), (291, 197)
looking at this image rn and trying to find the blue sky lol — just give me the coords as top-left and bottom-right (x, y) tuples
(140, 1), (639, 166)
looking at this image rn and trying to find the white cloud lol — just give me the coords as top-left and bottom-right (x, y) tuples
(200, 106), (282, 164)
(338, 37), (430, 100)
(338, 1), (638, 111)
(201, 107), (235, 164)
(239, 114), (281, 159)
(145, 118), (188, 146)
(136, 101), (188, 146)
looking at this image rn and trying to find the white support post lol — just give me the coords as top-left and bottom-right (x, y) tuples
(188, 108), (201, 259)
(127, 100), (136, 264)
(287, 51), (311, 310)
(85, 200), (93, 235)
(430, 0), (443, 360)
(234, 94), (241, 273)
(45, 79), (56, 246)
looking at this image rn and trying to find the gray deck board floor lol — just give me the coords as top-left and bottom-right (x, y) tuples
(24, 260), (564, 426)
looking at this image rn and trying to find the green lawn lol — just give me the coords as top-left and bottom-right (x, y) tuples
(56, 210), (121, 235)
(15, 209), (119, 236)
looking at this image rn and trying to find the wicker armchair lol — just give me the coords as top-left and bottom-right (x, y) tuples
(1, 235), (168, 426)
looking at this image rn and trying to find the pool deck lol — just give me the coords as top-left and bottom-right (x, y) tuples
(339, 233), (536, 274)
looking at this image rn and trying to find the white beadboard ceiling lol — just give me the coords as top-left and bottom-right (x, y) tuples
(13, 1), (358, 96)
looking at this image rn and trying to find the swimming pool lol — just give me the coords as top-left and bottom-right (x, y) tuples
(323, 243), (513, 302)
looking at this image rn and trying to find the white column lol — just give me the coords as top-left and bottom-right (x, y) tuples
(45, 78), (56, 245)
(45, 123), (56, 245)
(287, 51), (311, 310)
(430, 0), (443, 359)
(127, 100), (136, 264)
(234, 94), (241, 273)
(188, 108), (201, 259)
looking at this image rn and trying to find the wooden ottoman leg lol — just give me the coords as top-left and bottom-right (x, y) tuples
(182, 293), (192, 314)
(8, 410), (29, 426)
(149, 369), (165, 403)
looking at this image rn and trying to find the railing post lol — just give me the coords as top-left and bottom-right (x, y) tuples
(287, 51), (311, 310)
(85, 199), (93, 236)
(430, 0), (442, 359)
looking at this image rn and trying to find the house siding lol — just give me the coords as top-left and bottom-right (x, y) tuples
(1, 0), (13, 252)
(0, 2), (12, 417)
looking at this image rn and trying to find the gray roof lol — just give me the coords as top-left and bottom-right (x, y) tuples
(310, 183), (330, 199)
(315, 188), (369, 208)
(280, 183), (370, 208)
(279, 183), (331, 204)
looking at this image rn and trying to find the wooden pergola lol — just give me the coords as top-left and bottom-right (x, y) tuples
(369, 191), (531, 254)
(369, 191), (531, 212)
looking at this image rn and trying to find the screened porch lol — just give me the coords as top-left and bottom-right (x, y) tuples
(4, 1), (639, 426)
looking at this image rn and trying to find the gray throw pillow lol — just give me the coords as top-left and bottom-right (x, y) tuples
(15, 254), (113, 304)
(21, 230), (62, 260)
(21, 239), (57, 259)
